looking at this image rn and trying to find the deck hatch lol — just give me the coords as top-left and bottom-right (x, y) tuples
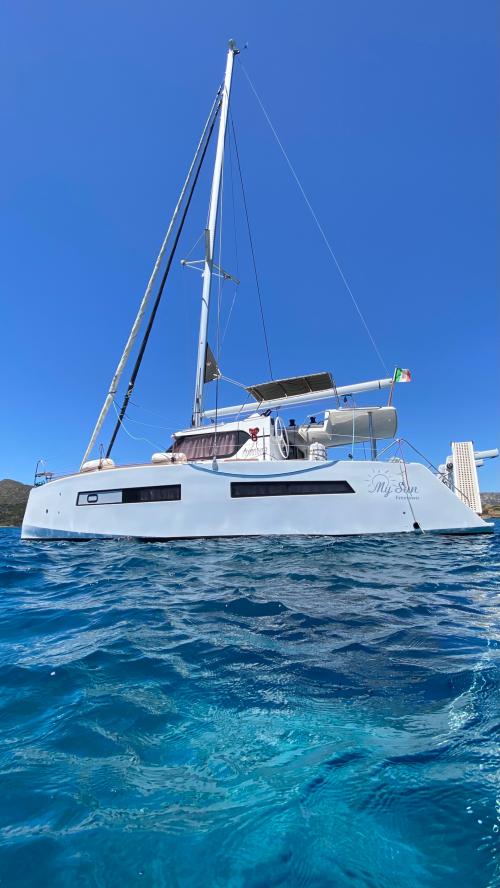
(230, 480), (354, 498)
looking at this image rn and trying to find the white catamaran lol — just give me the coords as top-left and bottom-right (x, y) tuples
(22, 42), (497, 541)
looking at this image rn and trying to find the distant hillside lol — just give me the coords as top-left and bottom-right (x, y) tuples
(0, 479), (32, 526)
(480, 492), (500, 518)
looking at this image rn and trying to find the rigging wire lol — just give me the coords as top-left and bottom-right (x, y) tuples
(396, 439), (423, 531)
(183, 229), (205, 261)
(219, 373), (251, 393)
(230, 111), (274, 379)
(106, 102), (221, 459)
(239, 61), (388, 375)
(127, 398), (182, 425)
(80, 86), (223, 468)
(110, 401), (165, 453)
(114, 412), (179, 433)
(220, 124), (240, 351)
(211, 146), (225, 464)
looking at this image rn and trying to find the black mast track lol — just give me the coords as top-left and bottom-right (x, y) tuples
(106, 101), (221, 459)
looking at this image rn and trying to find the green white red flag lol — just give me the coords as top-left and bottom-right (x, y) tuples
(394, 367), (411, 383)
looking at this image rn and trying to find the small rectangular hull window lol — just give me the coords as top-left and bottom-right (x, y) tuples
(230, 480), (354, 498)
(77, 485), (181, 505)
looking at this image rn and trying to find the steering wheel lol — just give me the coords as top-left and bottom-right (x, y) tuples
(275, 416), (290, 459)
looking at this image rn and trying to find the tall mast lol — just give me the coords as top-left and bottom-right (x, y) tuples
(192, 40), (239, 427)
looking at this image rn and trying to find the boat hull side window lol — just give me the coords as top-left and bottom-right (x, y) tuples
(77, 485), (181, 505)
(230, 480), (355, 498)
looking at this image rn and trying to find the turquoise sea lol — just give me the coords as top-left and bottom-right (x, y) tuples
(0, 525), (499, 887)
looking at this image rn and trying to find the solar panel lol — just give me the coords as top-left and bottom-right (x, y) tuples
(246, 372), (334, 402)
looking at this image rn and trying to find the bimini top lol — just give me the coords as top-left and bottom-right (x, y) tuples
(246, 371), (334, 402)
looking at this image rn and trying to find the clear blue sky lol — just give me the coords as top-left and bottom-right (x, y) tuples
(1, 1), (498, 489)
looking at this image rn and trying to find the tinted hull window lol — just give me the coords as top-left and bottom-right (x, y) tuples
(77, 485), (181, 505)
(230, 480), (354, 498)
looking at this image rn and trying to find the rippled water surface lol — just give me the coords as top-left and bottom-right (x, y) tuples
(0, 525), (499, 887)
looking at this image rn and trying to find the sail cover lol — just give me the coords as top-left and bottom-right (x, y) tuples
(246, 372), (333, 402)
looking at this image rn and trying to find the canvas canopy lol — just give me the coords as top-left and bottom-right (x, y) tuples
(246, 372), (333, 402)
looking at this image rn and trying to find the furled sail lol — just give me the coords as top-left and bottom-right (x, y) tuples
(297, 406), (397, 448)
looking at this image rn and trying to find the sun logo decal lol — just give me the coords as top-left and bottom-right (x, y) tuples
(366, 468), (394, 497)
(366, 467), (419, 499)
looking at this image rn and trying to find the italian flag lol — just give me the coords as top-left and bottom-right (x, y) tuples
(394, 367), (411, 383)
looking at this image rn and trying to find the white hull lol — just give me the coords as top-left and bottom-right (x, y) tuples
(21, 459), (492, 540)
